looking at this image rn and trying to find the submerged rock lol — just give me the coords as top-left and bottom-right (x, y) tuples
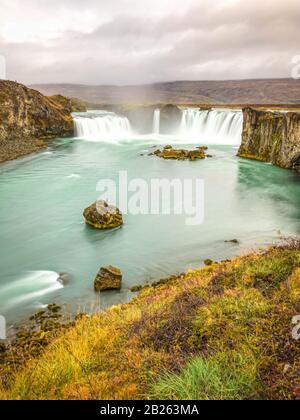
(57, 272), (72, 285)
(150, 145), (210, 161)
(83, 200), (123, 230)
(130, 285), (143, 293)
(225, 239), (240, 244)
(94, 266), (123, 292)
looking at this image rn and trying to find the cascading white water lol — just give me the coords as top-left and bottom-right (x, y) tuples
(73, 111), (132, 142)
(0, 271), (63, 311)
(180, 108), (243, 145)
(73, 108), (243, 145)
(153, 109), (161, 135)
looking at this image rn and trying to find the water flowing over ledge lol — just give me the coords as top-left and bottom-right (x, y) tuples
(73, 111), (132, 142)
(180, 108), (243, 145)
(152, 109), (161, 135)
(73, 107), (243, 145)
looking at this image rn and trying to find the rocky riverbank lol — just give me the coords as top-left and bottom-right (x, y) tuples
(1, 240), (300, 400)
(0, 80), (86, 163)
(238, 108), (300, 171)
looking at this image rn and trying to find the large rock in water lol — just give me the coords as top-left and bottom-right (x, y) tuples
(83, 200), (123, 229)
(151, 145), (211, 161)
(94, 266), (122, 292)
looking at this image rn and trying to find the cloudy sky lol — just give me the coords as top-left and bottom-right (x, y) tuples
(0, 0), (299, 85)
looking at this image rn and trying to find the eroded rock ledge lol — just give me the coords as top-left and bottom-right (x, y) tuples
(0, 80), (86, 163)
(238, 108), (300, 171)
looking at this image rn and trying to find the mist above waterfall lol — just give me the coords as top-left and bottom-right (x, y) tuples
(73, 108), (243, 145)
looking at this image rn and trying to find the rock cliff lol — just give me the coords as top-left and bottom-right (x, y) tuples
(238, 108), (300, 171)
(0, 80), (85, 163)
(122, 104), (182, 134)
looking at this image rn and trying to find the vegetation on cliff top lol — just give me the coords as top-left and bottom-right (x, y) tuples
(1, 240), (300, 400)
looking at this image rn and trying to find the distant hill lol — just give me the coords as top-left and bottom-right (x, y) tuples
(31, 79), (300, 106)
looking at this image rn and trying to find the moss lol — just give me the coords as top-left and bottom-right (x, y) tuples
(1, 242), (300, 400)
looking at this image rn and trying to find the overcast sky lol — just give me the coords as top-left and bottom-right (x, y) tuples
(0, 0), (299, 85)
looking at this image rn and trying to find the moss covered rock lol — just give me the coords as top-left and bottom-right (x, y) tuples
(94, 266), (122, 292)
(151, 145), (210, 161)
(83, 201), (123, 230)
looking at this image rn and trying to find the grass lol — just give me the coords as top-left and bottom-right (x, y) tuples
(0, 240), (300, 400)
(151, 351), (258, 400)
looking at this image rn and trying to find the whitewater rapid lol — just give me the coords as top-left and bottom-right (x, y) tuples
(0, 271), (63, 311)
(73, 108), (243, 146)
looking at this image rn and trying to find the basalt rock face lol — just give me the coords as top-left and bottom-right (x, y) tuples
(0, 80), (85, 163)
(238, 108), (300, 171)
(123, 104), (182, 134)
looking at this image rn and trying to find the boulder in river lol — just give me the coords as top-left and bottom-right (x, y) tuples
(151, 145), (210, 161)
(94, 266), (123, 292)
(83, 200), (123, 229)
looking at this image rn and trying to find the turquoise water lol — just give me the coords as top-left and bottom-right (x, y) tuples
(0, 137), (300, 326)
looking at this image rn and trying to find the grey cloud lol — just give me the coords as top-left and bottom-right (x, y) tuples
(0, 0), (299, 84)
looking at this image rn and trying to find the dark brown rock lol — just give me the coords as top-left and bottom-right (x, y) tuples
(94, 266), (122, 292)
(83, 200), (123, 230)
(225, 239), (239, 244)
(151, 145), (210, 161)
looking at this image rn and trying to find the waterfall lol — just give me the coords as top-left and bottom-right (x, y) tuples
(73, 111), (132, 142)
(180, 108), (243, 145)
(153, 109), (161, 135)
(73, 108), (243, 145)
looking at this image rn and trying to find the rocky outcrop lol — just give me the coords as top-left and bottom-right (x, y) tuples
(47, 94), (87, 113)
(122, 104), (182, 134)
(94, 266), (122, 292)
(83, 200), (123, 229)
(0, 80), (86, 163)
(238, 108), (300, 171)
(150, 145), (211, 161)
